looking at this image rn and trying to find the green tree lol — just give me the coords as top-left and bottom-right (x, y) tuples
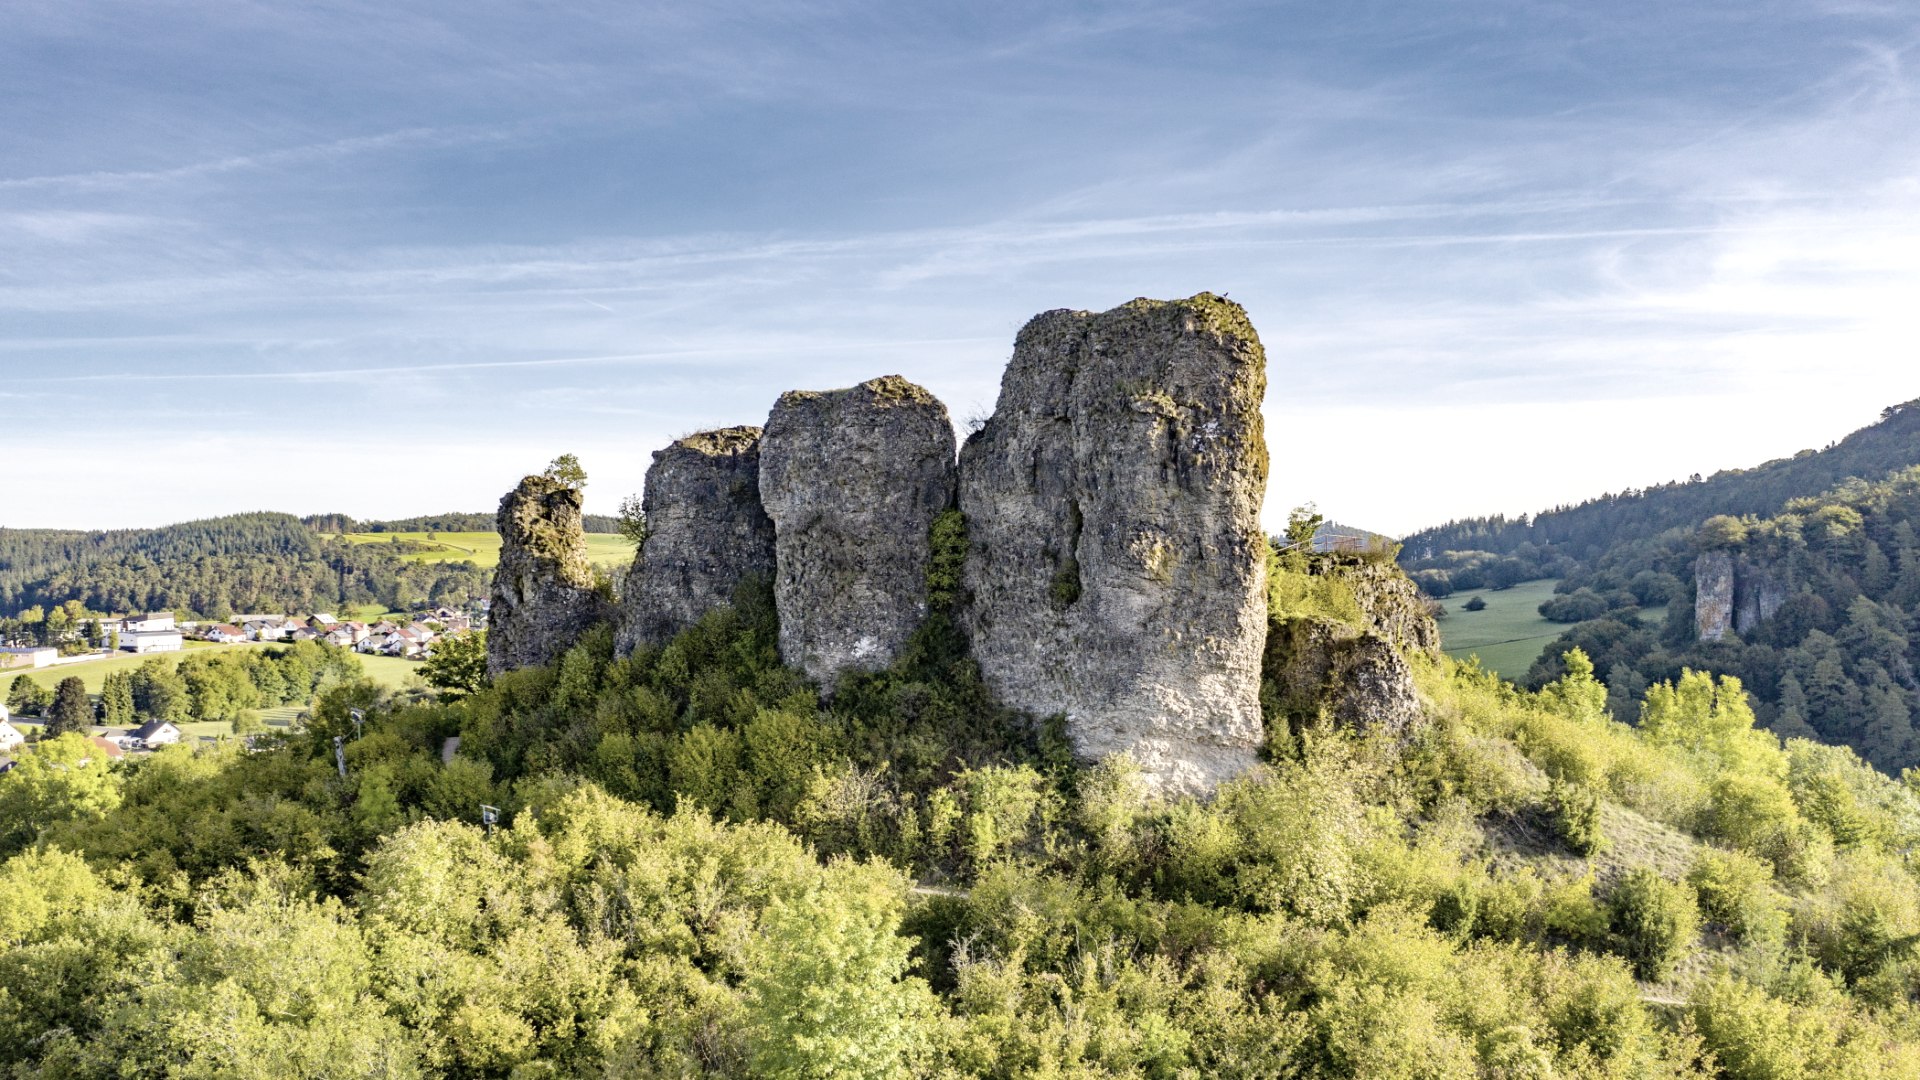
(0, 734), (123, 855)
(421, 630), (489, 697)
(742, 860), (931, 1080)
(99, 671), (136, 728)
(47, 676), (91, 737)
(1608, 868), (1700, 981)
(6, 675), (52, 717)
(544, 452), (587, 490)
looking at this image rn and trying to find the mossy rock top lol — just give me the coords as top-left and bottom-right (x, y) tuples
(775, 375), (941, 411)
(668, 426), (763, 457)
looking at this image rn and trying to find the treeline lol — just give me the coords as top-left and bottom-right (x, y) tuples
(304, 511), (623, 533)
(1402, 398), (1920, 590)
(3, 642), (365, 730)
(0, 513), (486, 618)
(1523, 465), (1920, 775)
(6, 551), (1920, 1074)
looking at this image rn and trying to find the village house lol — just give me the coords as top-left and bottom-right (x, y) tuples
(126, 720), (182, 749)
(85, 736), (125, 762)
(204, 624), (246, 644)
(244, 617), (294, 641)
(121, 612), (176, 633)
(0, 717), (24, 754)
(307, 613), (338, 630)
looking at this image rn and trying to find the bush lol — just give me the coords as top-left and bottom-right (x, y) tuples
(1547, 777), (1606, 856)
(1607, 869), (1699, 981)
(1463, 597), (1488, 613)
(1687, 849), (1786, 944)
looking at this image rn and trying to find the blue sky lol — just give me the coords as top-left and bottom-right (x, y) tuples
(4, 1), (1918, 534)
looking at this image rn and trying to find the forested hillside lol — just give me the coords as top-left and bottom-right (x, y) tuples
(1521, 467), (1920, 773)
(304, 511), (624, 534)
(5, 550), (1920, 1076)
(1402, 399), (1920, 593)
(1400, 400), (1920, 774)
(0, 512), (486, 618)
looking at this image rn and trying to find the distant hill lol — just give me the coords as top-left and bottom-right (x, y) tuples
(1400, 397), (1920, 774)
(1401, 398), (1920, 587)
(304, 511), (623, 534)
(0, 512), (486, 623)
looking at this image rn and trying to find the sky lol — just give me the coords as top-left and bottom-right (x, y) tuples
(3, 1), (1919, 535)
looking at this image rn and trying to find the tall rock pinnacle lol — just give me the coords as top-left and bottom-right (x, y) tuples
(958, 294), (1270, 795)
(486, 471), (608, 676)
(616, 426), (777, 654)
(759, 375), (958, 686)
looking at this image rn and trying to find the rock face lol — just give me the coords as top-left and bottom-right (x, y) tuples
(1695, 550), (1736, 642)
(1319, 556), (1442, 658)
(616, 427), (777, 655)
(1263, 617), (1424, 739)
(958, 295), (1269, 796)
(488, 474), (609, 676)
(759, 376), (958, 686)
(1733, 557), (1788, 636)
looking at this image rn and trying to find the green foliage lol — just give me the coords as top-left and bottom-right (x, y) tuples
(48, 675), (90, 736)
(1688, 848), (1787, 944)
(1463, 595), (1487, 612)
(1547, 776), (1607, 855)
(420, 629), (489, 697)
(543, 452), (587, 490)
(1607, 868), (1699, 981)
(924, 509), (967, 612)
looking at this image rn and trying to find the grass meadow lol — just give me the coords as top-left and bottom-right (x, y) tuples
(1433, 579), (1567, 680)
(338, 530), (633, 570)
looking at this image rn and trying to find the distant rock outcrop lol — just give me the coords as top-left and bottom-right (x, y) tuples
(487, 473), (609, 676)
(616, 427), (776, 655)
(759, 376), (958, 686)
(1695, 550), (1736, 642)
(958, 295), (1270, 796)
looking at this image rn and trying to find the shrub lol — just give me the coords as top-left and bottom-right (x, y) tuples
(1607, 869), (1699, 981)
(1547, 777), (1606, 856)
(1463, 597), (1488, 612)
(1687, 849), (1786, 945)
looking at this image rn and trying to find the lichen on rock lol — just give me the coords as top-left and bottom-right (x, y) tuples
(759, 375), (958, 686)
(487, 472), (610, 676)
(957, 294), (1270, 796)
(616, 426), (776, 655)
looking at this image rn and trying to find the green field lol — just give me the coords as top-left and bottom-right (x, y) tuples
(1, 641), (423, 695)
(1434, 579), (1567, 680)
(339, 530), (632, 569)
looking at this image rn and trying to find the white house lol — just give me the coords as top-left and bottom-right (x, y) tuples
(245, 618), (292, 642)
(0, 719), (24, 754)
(204, 624), (246, 644)
(127, 720), (182, 749)
(121, 612), (176, 633)
(121, 630), (184, 654)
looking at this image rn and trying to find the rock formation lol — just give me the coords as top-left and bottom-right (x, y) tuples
(958, 294), (1270, 795)
(616, 427), (776, 655)
(1318, 555), (1442, 658)
(487, 472), (610, 676)
(1695, 549), (1788, 642)
(759, 376), (957, 686)
(1263, 616), (1424, 739)
(1695, 550), (1735, 642)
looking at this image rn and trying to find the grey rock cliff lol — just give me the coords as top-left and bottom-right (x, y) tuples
(958, 294), (1269, 796)
(616, 427), (777, 655)
(1733, 556), (1788, 636)
(1695, 550), (1735, 642)
(487, 474), (610, 676)
(759, 376), (958, 685)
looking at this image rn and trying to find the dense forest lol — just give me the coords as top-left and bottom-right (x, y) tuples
(1400, 399), (1920, 594)
(1399, 400), (1920, 774)
(5, 543), (1920, 1076)
(0, 513), (486, 618)
(1517, 467), (1920, 774)
(304, 511), (624, 534)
